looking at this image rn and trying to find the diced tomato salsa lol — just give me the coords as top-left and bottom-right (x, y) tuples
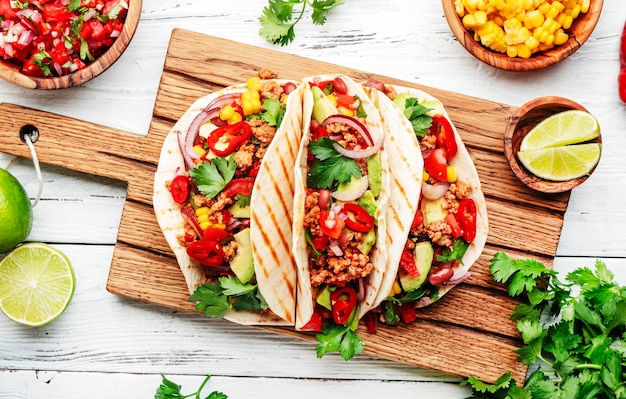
(0, 0), (128, 77)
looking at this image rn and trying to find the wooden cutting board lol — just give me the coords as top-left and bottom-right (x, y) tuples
(0, 28), (572, 384)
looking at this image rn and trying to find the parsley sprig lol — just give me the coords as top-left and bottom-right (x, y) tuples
(307, 137), (361, 189)
(315, 321), (365, 361)
(463, 252), (626, 399)
(188, 157), (237, 199)
(189, 276), (268, 320)
(259, 0), (344, 46)
(155, 374), (227, 399)
(400, 97), (432, 137)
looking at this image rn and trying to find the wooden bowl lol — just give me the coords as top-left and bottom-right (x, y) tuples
(503, 96), (601, 193)
(442, 0), (603, 71)
(0, 1), (142, 90)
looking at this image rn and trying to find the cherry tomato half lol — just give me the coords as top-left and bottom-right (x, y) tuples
(399, 244), (419, 277)
(456, 198), (477, 243)
(424, 148), (448, 181)
(221, 178), (254, 199)
(319, 209), (345, 239)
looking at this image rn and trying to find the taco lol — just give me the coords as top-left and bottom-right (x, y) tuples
(292, 74), (391, 339)
(363, 81), (488, 327)
(153, 74), (303, 325)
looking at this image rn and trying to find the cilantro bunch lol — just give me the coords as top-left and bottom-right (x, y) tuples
(259, 0), (345, 46)
(189, 277), (269, 320)
(464, 252), (626, 399)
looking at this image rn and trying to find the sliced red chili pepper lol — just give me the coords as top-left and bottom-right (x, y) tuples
(432, 116), (458, 160)
(446, 212), (463, 239)
(399, 244), (419, 278)
(319, 209), (345, 239)
(186, 240), (224, 267)
(170, 175), (190, 204)
(399, 303), (418, 324)
(206, 121), (252, 157)
(342, 203), (375, 232)
(202, 226), (232, 243)
(424, 148), (448, 181)
(221, 178), (254, 199)
(457, 198), (477, 242)
(330, 287), (358, 325)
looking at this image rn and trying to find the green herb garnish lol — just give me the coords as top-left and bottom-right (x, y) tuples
(259, 0), (344, 46)
(189, 157), (237, 199)
(155, 374), (227, 399)
(307, 137), (361, 189)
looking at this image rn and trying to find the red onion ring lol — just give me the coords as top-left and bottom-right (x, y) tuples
(181, 93), (241, 169)
(421, 182), (450, 200)
(321, 115), (374, 147)
(445, 271), (471, 286)
(332, 135), (383, 159)
(181, 207), (203, 239)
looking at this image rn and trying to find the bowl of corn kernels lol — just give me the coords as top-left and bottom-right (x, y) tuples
(442, 0), (603, 71)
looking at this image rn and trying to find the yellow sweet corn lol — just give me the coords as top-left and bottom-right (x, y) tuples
(389, 280), (403, 297)
(447, 165), (458, 183)
(193, 145), (206, 157)
(247, 77), (263, 93)
(241, 91), (262, 116)
(423, 170), (430, 182)
(460, 0), (589, 59)
(195, 207), (209, 217)
(219, 104), (236, 121)
(337, 106), (355, 117)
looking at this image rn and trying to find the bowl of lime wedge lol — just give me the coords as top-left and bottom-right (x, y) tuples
(504, 96), (602, 193)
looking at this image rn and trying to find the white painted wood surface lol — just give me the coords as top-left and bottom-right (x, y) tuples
(1, 1), (625, 397)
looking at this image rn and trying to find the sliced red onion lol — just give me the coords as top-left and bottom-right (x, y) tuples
(318, 189), (331, 209)
(181, 93), (241, 169)
(181, 207), (203, 239)
(328, 239), (343, 256)
(331, 175), (369, 201)
(17, 30), (33, 46)
(321, 115), (374, 147)
(417, 297), (433, 308)
(332, 135), (383, 160)
(177, 130), (196, 170)
(446, 271), (471, 286)
(421, 182), (450, 200)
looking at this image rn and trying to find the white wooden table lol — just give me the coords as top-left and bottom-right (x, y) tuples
(1, 1), (625, 397)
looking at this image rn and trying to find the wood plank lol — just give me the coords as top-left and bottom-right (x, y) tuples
(0, 29), (573, 385)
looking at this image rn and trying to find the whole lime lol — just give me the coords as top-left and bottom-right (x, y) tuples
(0, 168), (33, 253)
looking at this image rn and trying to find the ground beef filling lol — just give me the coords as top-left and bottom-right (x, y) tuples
(304, 191), (375, 287)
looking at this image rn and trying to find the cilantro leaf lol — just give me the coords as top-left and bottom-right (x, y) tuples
(259, 0), (344, 46)
(315, 322), (364, 361)
(401, 97), (432, 137)
(436, 238), (469, 263)
(155, 374), (227, 399)
(260, 98), (285, 127)
(218, 276), (256, 296)
(189, 157), (237, 199)
(307, 138), (362, 189)
(310, 0), (344, 25)
(189, 282), (232, 319)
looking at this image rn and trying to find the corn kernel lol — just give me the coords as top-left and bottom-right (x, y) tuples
(455, 0), (466, 16)
(220, 105), (236, 121)
(507, 45), (518, 57)
(195, 207), (209, 216)
(423, 170), (430, 182)
(390, 280), (403, 297)
(326, 94), (338, 107)
(337, 106), (354, 117)
(193, 145), (206, 157)
(524, 35), (540, 50)
(554, 29), (569, 45)
(447, 165), (458, 183)
(228, 112), (243, 124)
(197, 214), (209, 224)
(580, 0), (589, 13)
(524, 9), (544, 28)
(199, 221), (210, 231)
(516, 43), (532, 58)
(247, 77), (263, 92)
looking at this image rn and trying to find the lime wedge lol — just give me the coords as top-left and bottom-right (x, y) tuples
(517, 143), (601, 182)
(520, 110), (600, 151)
(0, 243), (75, 326)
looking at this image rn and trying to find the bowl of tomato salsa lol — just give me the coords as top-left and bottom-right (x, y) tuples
(0, 0), (141, 89)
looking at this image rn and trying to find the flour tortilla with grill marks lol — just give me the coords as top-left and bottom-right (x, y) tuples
(153, 81), (303, 325)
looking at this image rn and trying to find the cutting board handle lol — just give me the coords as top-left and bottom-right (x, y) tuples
(0, 102), (159, 204)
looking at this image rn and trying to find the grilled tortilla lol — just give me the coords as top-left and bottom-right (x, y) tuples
(292, 74), (390, 330)
(153, 79), (303, 325)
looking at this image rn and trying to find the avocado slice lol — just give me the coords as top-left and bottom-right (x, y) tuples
(229, 228), (254, 284)
(311, 86), (337, 124)
(357, 228), (376, 255)
(367, 153), (382, 198)
(399, 241), (434, 292)
(357, 190), (378, 219)
(228, 201), (250, 218)
(316, 286), (332, 310)
(422, 197), (448, 225)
